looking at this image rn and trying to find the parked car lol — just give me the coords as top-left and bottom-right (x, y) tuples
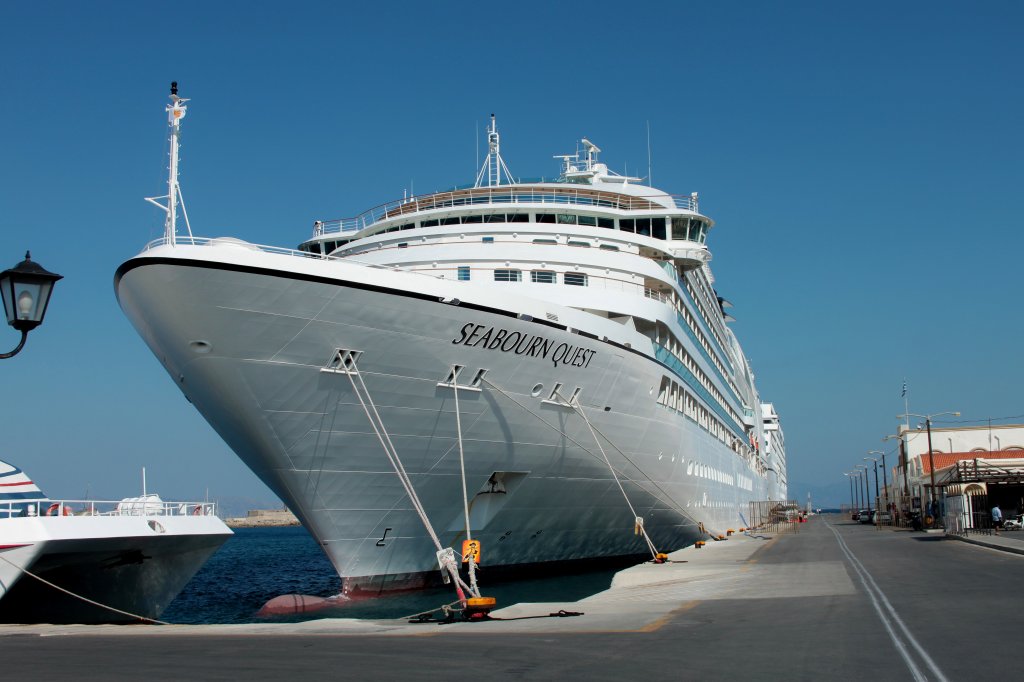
(859, 510), (873, 524)
(1003, 514), (1023, 531)
(851, 510), (861, 521)
(871, 510), (892, 525)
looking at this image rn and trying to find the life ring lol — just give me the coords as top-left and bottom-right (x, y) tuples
(46, 503), (72, 516)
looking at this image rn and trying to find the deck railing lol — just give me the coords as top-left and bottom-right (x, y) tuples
(0, 498), (218, 519)
(313, 186), (699, 237)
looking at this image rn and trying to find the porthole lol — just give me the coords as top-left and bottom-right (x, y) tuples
(189, 340), (212, 354)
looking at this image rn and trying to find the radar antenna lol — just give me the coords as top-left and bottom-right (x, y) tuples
(144, 81), (193, 245)
(473, 114), (515, 188)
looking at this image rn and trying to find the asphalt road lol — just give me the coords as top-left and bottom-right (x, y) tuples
(3, 516), (1021, 681)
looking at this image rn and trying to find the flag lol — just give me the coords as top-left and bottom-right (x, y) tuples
(901, 380), (907, 398)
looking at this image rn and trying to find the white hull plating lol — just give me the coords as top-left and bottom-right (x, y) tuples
(117, 244), (770, 593)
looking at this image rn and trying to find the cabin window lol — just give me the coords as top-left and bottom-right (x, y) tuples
(441, 217), (460, 225)
(461, 215), (483, 223)
(597, 217), (614, 229)
(494, 269), (522, 282)
(507, 213), (529, 223)
(533, 238), (557, 245)
(652, 217), (666, 240)
(535, 213), (556, 224)
(397, 242), (408, 249)
(620, 219), (635, 233)
(672, 217), (689, 240)
(484, 213), (507, 223)
(567, 240), (590, 248)
(635, 218), (651, 237)
(458, 266), (471, 281)
(599, 244), (620, 251)
(400, 223), (415, 230)
(577, 215), (597, 227)
(531, 270), (556, 283)
(556, 214), (577, 225)
(421, 219), (440, 227)
(564, 272), (588, 286)
(482, 236), (495, 244)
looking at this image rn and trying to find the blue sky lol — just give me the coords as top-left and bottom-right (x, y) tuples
(1, 1), (1021, 507)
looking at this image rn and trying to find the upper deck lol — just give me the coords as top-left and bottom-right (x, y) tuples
(311, 183), (702, 238)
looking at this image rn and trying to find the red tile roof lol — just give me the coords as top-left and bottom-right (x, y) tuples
(920, 450), (1024, 473)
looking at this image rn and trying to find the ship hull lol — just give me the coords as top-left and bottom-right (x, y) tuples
(117, 246), (768, 593)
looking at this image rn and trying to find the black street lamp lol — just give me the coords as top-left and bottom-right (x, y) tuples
(0, 251), (62, 359)
(869, 449), (890, 518)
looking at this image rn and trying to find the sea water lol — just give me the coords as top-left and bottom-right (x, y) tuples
(162, 526), (619, 624)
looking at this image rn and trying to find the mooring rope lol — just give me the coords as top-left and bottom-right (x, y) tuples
(450, 370), (481, 598)
(342, 365), (471, 597)
(479, 376), (697, 528)
(559, 389), (660, 559)
(0, 552), (169, 625)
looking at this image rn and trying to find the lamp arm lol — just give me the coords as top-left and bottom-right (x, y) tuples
(0, 330), (28, 359)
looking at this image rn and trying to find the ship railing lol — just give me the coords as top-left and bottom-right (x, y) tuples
(313, 187), (699, 236)
(0, 498), (219, 519)
(139, 236), (440, 278)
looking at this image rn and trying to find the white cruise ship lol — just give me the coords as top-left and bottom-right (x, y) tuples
(116, 86), (787, 595)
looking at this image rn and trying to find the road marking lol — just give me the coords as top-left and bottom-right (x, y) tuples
(828, 523), (949, 682)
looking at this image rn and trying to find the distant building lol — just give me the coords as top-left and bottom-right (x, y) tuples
(890, 423), (1024, 510)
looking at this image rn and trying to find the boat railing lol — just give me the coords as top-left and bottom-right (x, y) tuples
(313, 187), (698, 237)
(139, 236), (439, 278)
(0, 498), (219, 519)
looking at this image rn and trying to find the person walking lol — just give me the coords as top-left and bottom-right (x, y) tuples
(992, 504), (1003, 531)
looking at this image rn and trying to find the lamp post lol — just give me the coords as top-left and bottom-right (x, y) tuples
(864, 456), (881, 525)
(844, 472), (856, 514)
(856, 464), (870, 513)
(0, 252), (62, 359)
(869, 449), (890, 520)
(898, 411), (960, 526)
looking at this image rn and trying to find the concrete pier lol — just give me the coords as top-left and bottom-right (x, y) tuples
(4, 516), (1023, 680)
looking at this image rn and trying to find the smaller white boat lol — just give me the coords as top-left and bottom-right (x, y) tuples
(0, 459), (232, 624)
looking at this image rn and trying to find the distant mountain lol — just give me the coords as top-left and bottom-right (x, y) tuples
(787, 479), (851, 509)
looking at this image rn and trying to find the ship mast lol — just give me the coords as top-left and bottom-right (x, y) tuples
(145, 81), (193, 245)
(473, 114), (514, 188)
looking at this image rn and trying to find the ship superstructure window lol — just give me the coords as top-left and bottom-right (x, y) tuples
(535, 213), (556, 224)
(441, 217), (460, 225)
(508, 213), (529, 223)
(598, 217), (614, 229)
(495, 269), (522, 282)
(531, 270), (556, 283)
(599, 244), (620, 251)
(652, 218), (666, 240)
(564, 272), (587, 287)
(458, 266), (471, 281)
(484, 213), (506, 223)
(421, 219), (439, 227)
(482, 236), (495, 244)
(462, 215), (483, 223)
(533, 238), (557, 245)
(619, 218), (667, 240)
(567, 240), (590, 248)
(556, 214), (577, 225)
(577, 216), (597, 226)
(671, 217), (708, 243)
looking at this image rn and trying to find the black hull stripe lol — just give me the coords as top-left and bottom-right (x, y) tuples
(115, 256), (719, 414)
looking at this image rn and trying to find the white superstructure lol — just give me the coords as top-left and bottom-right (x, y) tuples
(116, 87), (786, 595)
